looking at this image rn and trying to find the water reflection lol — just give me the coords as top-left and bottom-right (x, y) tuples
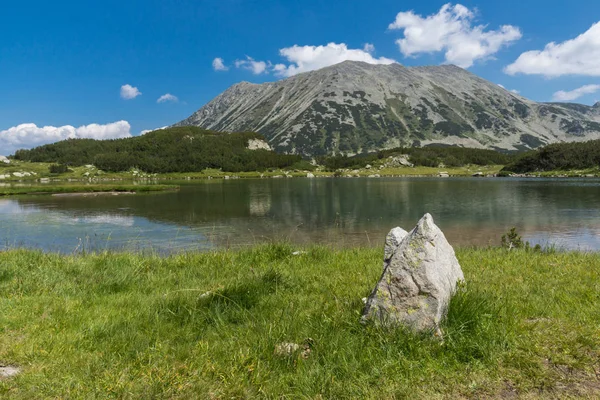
(1, 177), (600, 253)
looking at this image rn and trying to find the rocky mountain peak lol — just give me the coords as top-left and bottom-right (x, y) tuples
(175, 61), (600, 156)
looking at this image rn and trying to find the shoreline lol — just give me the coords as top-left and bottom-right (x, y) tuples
(0, 184), (178, 197)
(2, 160), (600, 184)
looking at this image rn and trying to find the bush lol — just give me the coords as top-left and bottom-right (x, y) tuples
(501, 227), (543, 252)
(49, 164), (70, 174)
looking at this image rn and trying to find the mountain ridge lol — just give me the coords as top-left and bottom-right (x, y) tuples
(175, 61), (600, 156)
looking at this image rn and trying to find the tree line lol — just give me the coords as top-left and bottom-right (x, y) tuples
(317, 146), (515, 170)
(13, 127), (302, 173)
(502, 139), (600, 173)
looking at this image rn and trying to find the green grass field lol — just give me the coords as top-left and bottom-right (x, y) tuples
(1, 245), (599, 398)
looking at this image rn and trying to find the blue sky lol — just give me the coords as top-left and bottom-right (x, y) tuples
(1, 0), (600, 155)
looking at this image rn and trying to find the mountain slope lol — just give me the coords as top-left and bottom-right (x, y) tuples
(175, 61), (600, 156)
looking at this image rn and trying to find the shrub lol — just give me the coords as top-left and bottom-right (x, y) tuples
(501, 227), (524, 249)
(49, 164), (70, 174)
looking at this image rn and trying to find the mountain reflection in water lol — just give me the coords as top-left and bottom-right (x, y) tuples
(1, 177), (599, 253)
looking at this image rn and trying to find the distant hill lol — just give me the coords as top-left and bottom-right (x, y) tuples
(175, 61), (600, 156)
(13, 127), (302, 172)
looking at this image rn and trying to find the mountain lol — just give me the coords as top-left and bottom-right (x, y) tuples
(175, 61), (600, 156)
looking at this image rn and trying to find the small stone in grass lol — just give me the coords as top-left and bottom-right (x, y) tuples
(0, 366), (20, 379)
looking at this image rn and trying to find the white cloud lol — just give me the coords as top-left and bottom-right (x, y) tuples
(275, 43), (396, 77)
(120, 84), (142, 100)
(389, 3), (522, 68)
(140, 126), (168, 135)
(363, 43), (375, 53)
(498, 84), (520, 94)
(0, 121), (132, 156)
(505, 22), (600, 77)
(212, 57), (228, 71)
(235, 56), (268, 74)
(157, 93), (179, 103)
(552, 84), (600, 101)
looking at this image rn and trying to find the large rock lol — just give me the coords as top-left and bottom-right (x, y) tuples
(362, 214), (464, 332)
(0, 156), (9, 164)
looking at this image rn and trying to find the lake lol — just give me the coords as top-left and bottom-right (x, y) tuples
(1, 177), (600, 253)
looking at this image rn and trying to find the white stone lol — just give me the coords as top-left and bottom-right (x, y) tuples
(362, 214), (465, 333)
(0, 156), (10, 164)
(0, 366), (20, 378)
(247, 138), (271, 151)
(384, 227), (408, 261)
(306, 172), (315, 178)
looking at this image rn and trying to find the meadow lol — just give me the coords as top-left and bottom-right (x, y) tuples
(0, 244), (599, 398)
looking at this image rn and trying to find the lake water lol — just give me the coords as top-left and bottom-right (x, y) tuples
(1, 177), (600, 253)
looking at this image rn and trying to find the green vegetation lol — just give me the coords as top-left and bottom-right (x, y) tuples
(318, 146), (514, 171)
(1, 244), (599, 398)
(503, 139), (600, 173)
(501, 227), (542, 252)
(12, 127), (301, 173)
(8, 127), (600, 178)
(0, 184), (178, 197)
(48, 164), (71, 174)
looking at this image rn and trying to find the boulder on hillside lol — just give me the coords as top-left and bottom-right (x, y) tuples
(362, 214), (464, 333)
(0, 156), (10, 164)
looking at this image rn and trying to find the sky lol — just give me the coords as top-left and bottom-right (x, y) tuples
(1, 0), (600, 155)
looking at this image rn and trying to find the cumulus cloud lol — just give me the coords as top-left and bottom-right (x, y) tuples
(0, 121), (132, 156)
(212, 57), (228, 71)
(363, 43), (375, 53)
(140, 126), (168, 135)
(157, 93), (179, 103)
(120, 84), (141, 100)
(552, 84), (600, 101)
(235, 57), (268, 74)
(505, 22), (600, 77)
(274, 42), (396, 77)
(388, 3), (522, 68)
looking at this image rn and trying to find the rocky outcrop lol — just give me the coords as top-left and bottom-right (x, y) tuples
(0, 156), (9, 164)
(247, 138), (271, 151)
(362, 214), (464, 333)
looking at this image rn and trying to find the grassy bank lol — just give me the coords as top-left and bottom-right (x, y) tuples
(0, 160), (504, 183)
(1, 245), (599, 398)
(0, 184), (179, 197)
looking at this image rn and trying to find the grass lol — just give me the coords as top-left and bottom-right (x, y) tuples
(0, 184), (178, 197)
(0, 244), (599, 398)
(0, 159), (505, 182)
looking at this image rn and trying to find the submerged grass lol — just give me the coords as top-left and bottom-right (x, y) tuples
(0, 245), (599, 398)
